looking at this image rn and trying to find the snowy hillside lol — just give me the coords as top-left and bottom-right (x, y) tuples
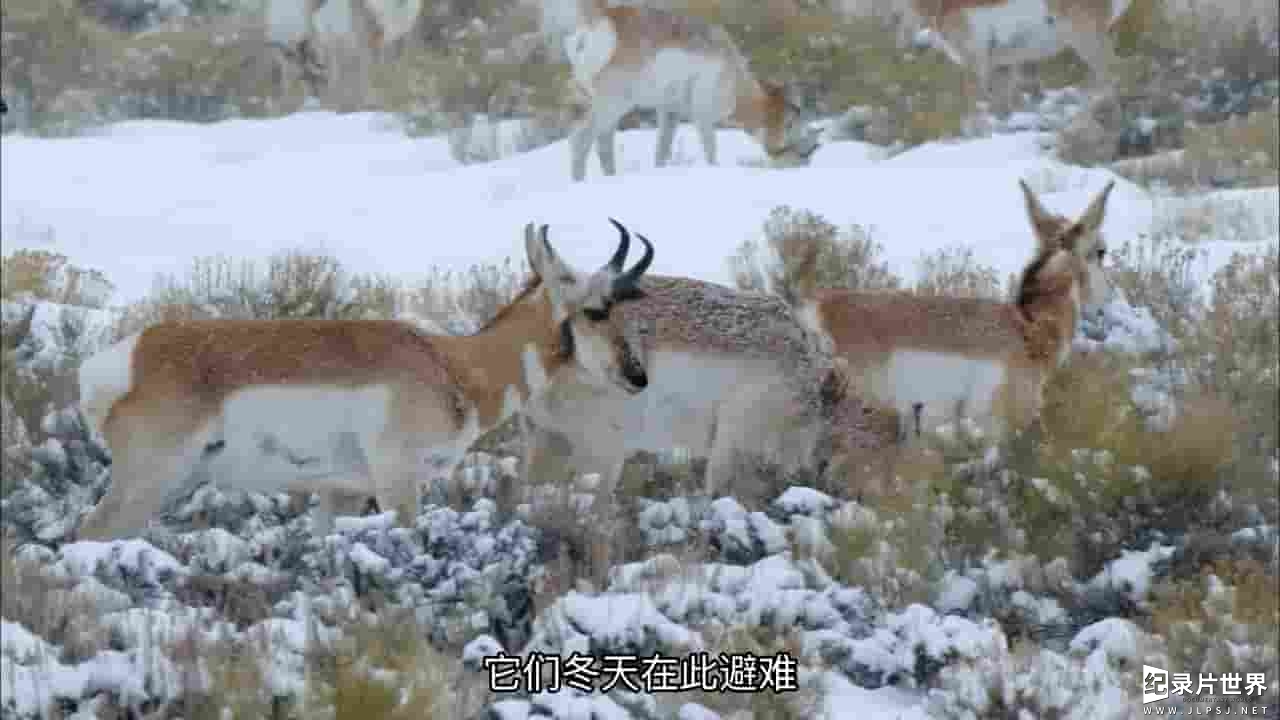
(3, 111), (1275, 305)
(1, 112), (1278, 720)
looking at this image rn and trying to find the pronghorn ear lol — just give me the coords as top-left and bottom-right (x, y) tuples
(525, 222), (574, 284)
(524, 222), (549, 278)
(1077, 179), (1115, 235)
(1019, 179), (1061, 250)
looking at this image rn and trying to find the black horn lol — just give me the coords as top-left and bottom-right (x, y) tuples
(615, 231), (654, 293)
(605, 217), (631, 272)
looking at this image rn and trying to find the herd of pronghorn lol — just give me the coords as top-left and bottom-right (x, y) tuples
(267, 0), (1136, 180)
(65, 0), (1129, 542)
(74, 176), (1116, 542)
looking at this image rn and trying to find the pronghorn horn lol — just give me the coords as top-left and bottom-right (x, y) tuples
(615, 231), (654, 292)
(605, 217), (631, 273)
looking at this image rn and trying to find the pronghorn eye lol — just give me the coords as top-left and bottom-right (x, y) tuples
(1096, 248), (1107, 260)
(583, 308), (608, 323)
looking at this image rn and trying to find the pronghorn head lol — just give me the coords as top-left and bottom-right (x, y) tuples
(524, 219), (654, 395)
(1018, 179), (1116, 318)
(758, 81), (822, 167)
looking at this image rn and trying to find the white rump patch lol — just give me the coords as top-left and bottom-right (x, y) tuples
(78, 332), (140, 438)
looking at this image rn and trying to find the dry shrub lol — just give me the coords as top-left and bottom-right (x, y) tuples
(730, 205), (901, 303)
(403, 258), (529, 334)
(1107, 230), (1204, 337)
(914, 244), (1003, 299)
(1186, 247), (1280, 467)
(114, 251), (399, 339)
(1181, 108), (1280, 188)
(1149, 558), (1280, 703)
(0, 0), (114, 132)
(1058, 0), (1278, 167)
(823, 482), (942, 610)
(1, 249), (114, 308)
(665, 622), (824, 720)
(308, 611), (458, 719)
(108, 13), (289, 120)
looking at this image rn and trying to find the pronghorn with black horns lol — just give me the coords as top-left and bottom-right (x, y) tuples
(561, 0), (822, 182)
(790, 178), (1116, 442)
(510, 221), (889, 515)
(74, 221), (656, 541)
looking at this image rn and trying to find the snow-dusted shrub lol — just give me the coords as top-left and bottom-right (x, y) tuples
(924, 622), (1142, 720)
(730, 205), (901, 305)
(823, 492), (944, 611)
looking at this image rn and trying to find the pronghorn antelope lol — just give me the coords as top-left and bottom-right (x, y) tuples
(267, 0), (422, 106)
(511, 267), (888, 515)
(905, 0), (1135, 102)
(562, 0), (822, 182)
(790, 178), (1116, 442)
(73, 221), (655, 542)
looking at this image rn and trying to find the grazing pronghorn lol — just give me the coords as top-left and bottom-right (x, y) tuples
(562, 0), (822, 182)
(267, 0), (422, 106)
(790, 179), (1116, 442)
(74, 221), (655, 542)
(905, 0), (1135, 102)
(511, 270), (888, 514)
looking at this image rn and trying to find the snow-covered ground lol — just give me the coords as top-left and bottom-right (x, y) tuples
(2, 113), (1278, 719)
(3, 111), (1275, 306)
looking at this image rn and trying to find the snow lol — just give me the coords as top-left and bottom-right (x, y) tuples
(823, 671), (930, 720)
(57, 539), (185, 585)
(1088, 543), (1177, 603)
(4, 112), (1272, 308)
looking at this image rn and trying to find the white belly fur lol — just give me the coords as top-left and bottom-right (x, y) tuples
(566, 21), (732, 121)
(201, 384), (392, 497)
(966, 0), (1065, 65)
(876, 349), (1008, 434)
(530, 349), (796, 462)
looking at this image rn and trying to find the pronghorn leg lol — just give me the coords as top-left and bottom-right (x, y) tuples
(369, 448), (421, 531)
(596, 129), (618, 176)
(77, 402), (213, 542)
(515, 422), (576, 516)
(569, 117), (598, 182)
(696, 120), (718, 166)
(654, 110), (678, 168)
